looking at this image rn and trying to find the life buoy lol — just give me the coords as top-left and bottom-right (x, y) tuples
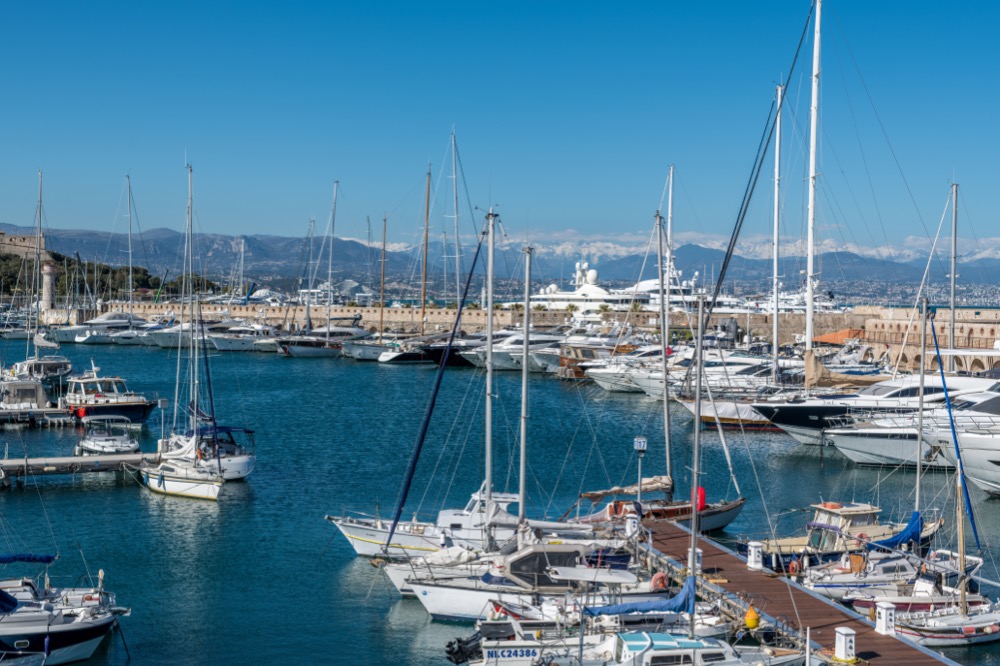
(788, 558), (800, 575)
(650, 571), (668, 591)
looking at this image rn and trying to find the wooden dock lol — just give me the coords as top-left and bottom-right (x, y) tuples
(0, 452), (160, 482)
(648, 521), (959, 665)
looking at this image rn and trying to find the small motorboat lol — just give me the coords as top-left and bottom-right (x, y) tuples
(75, 416), (140, 456)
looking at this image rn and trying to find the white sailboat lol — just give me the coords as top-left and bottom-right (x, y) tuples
(139, 164), (254, 500)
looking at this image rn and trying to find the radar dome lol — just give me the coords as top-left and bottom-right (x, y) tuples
(586, 269), (598, 285)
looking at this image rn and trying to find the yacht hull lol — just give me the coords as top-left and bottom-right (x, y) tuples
(141, 467), (223, 501)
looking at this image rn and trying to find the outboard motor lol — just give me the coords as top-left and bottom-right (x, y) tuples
(445, 631), (482, 665)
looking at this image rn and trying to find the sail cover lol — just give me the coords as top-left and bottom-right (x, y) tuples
(0, 553), (56, 565)
(0, 589), (17, 613)
(583, 575), (696, 617)
(868, 511), (922, 551)
(580, 475), (674, 502)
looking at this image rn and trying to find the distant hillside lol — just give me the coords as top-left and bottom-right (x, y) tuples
(8, 223), (993, 295)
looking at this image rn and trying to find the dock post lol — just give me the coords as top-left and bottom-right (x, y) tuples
(834, 627), (856, 662)
(747, 541), (763, 571)
(875, 601), (896, 636)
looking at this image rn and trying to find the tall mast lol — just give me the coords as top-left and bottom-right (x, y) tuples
(485, 208), (497, 508)
(126, 175), (135, 326)
(31, 170), (43, 359)
(958, 439), (968, 615)
(238, 238), (245, 303)
(379, 215), (387, 344)
(518, 246), (533, 523)
(419, 164), (431, 336)
(805, 0), (822, 352)
(688, 296), (706, 638)
(950, 183), (958, 372)
(656, 166), (674, 484)
(916, 298), (926, 510)
(186, 164), (198, 433)
(326, 181), (339, 342)
(452, 132), (462, 304)
(772, 84), (783, 381)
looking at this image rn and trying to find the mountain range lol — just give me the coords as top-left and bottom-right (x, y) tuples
(7, 223), (998, 293)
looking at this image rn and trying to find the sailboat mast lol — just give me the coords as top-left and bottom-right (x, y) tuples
(656, 166), (674, 483)
(688, 296), (706, 638)
(187, 164), (198, 434)
(420, 164), (431, 336)
(518, 246), (532, 522)
(126, 175), (135, 326)
(772, 84), (783, 381)
(31, 170), (43, 360)
(485, 209), (497, 507)
(379, 215), (387, 344)
(917, 298), (926, 509)
(805, 0), (822, 352)
(452, 132), (462, 303)
(950, 183), (958, 372)
(958, 454), (968, 614)
(327, 181), (340, 342)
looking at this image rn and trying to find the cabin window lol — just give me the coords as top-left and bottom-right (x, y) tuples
(650, 655), (692, 665)
(700, 654), (727, 664)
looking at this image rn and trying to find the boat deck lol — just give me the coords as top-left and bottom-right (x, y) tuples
(648, 520), (957, 665)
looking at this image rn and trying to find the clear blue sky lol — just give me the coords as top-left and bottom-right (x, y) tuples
(0, 1), (995, 253)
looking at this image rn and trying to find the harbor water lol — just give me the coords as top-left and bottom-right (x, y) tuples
(0, 339), (996, 665)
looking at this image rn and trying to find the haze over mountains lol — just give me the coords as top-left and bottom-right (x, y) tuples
(10, 223), (1000, 293)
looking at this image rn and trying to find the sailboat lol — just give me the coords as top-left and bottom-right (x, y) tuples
(139, 165), (255, 500)
(7, 171), (72, 401)
(377, 165), (440, 365)
(342, 216), (400, 361)
(327, 211), (572, 556)
(891, 312), (1000, 646)
(283, 182), (369, 358)
(575, 170), (746, 533)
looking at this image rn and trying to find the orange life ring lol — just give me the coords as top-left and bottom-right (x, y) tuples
(650, 571), (668, 591)
(788, 559), (800, 575)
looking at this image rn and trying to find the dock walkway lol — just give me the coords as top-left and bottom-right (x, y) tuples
(0, 452), (159, 482)
(648, 520), (958, 665)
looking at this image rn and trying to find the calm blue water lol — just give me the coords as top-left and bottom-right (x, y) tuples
(0, 339), (995, 665)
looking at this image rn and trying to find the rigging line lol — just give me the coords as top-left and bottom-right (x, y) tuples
(381, 223), (485, 555)
(706, 0), (813, 318)
(930, 311), (980, 549)
(890, 194), (950, 377)
(827, 10), (931, 242)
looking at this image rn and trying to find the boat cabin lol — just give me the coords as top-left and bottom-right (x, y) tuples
(805, 502), (879, 552)
(68, 377), (131, 398)
(613, 632), (729, 665)
(0, 380), (50, 409)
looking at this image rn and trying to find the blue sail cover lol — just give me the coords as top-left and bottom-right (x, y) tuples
(868, 511), (922, 551)
(583, 575), (696, 617)
(0, 554), (56, 565)
(0, 589), (17, 613)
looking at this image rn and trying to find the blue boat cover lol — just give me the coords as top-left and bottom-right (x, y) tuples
(868, 511), (922, 551)
(0, 554), (56, 565)
(583, 575), (696, 617)
(0, 589), (17, 613)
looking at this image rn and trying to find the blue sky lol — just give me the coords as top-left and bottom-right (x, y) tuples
(0, 1), (996, 255)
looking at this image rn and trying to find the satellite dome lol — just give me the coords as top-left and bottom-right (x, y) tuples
(586, 269), (598, 285)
